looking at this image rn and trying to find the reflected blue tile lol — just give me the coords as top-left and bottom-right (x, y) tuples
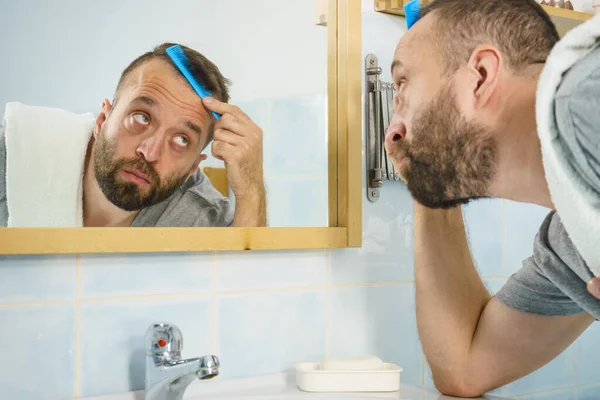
(0, 255), (76, 303)
(215, 250), (326, 291)
(329, 284), (422, 386)
(504, 344), (575, 396)
(578, 384), (600, 400)
(80, 297), (211, 397)
(576, 322), (600, 386)
(236, 99), (271, 132)
(265, 176), (328, 227)
(80, 253), (212, 299)
(330, 184), (414, 284)
(463, 199), (503, 277)
(267, 95), (328, 176)
(0, 305), (75, 400)
(217, 291), (326, 379)
(504, 201), (552, 275)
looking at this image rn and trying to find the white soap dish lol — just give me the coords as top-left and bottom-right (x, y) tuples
(296, 357), (402, 393)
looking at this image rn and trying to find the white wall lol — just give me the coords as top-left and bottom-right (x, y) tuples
(0, 0), (327, 111)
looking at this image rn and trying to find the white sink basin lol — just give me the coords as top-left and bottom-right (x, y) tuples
(79, 373), (512, 400)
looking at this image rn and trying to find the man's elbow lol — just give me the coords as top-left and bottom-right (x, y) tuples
(432, 372), (488, 398)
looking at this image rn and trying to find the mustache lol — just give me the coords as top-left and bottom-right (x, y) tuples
(387, 141), (411, 160)
(114, 157), (160, 185)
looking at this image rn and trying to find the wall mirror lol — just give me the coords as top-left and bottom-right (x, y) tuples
(0, 0), (361, 254)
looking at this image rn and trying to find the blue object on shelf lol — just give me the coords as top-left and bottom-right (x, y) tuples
(404, 0), (421, 30)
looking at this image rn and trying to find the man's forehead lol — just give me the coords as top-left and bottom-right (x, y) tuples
(123, 59), (207, 112)
(392, 15), (436, 70)
(120, 59), (211, 134)
(126, 58), (188, 91)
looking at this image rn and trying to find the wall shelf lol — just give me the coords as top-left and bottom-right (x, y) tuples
(374, 1), (594, 36)
(542, 5), (593, 36)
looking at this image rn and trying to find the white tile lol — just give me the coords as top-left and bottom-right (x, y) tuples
(0, 305), (75, 400)
(504, 201), (552, 275)
(504, 344), (576, 396)
(0, 255), (76, 303)
(362, 12), (407, 84)
(80, 253), (212, 299)
(265, 176), (328, 227)
(329, 284), (422, 386)
(266, 95), (328, 177)
(80, 297), (211, 397)
(578, 384), (600, 400)
(516, 388), (576, 400)
(215, 250), (326, 291)
(576, 322), (600, 386)
(217, 290), (326, 379)
(331, 184), (414, 284)
(463, 199), (504, 277)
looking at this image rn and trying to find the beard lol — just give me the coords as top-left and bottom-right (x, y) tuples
(93, 128), (190, 212)
(391, 82), (497, 209)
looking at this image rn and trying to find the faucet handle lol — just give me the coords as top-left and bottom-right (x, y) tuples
(145, 322), (183, 358)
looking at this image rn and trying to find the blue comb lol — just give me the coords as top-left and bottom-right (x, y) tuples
(404, 0), (421, 30)
(166, 44), (221, 120)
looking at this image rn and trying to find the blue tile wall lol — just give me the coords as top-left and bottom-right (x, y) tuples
(0, 305), (76, 400)
(216, 290), (326, 379)
(0, 255), (76, 302)
(329, 284), (422, 386)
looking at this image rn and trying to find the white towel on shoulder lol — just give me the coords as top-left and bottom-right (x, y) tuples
(3, 103), (95, 227)
(536, 15), (600, 277)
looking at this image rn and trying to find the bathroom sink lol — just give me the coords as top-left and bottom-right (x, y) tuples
(80, 373), (511, 400)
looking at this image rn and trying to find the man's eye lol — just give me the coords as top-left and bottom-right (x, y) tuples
(173, 135), (189, 147)
(133, 113), (150, 125)
(395, 79), (406, 91)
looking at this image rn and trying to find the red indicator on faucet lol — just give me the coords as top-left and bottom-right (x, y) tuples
(158, 338), (167, 347)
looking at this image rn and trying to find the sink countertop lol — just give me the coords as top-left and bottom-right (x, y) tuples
(79, 373), (512, 400)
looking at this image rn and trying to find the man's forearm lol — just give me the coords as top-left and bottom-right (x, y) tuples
(232, 188), (267, 227)
(414, 203), (491, 389)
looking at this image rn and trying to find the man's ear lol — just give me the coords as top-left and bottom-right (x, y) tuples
(94, 99), (113, 138)
(189, 154), (208, 177)
(467, 45), (501, 109)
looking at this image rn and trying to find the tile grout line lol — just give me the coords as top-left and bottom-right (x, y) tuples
(576, 382), (600, 389)
(0, 280), (422, 309)
(512, 386), (578, 399)
(324, 249), (331, 357)
(74, 254), (82, 399)
(0, 300), (77, 308)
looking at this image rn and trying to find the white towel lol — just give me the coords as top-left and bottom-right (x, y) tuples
(3, 103), (95, 227)
(536, 15), (600, 277)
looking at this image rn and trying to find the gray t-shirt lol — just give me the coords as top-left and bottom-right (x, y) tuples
(0, 125), (233, 227)
(497, 47), (600, 320)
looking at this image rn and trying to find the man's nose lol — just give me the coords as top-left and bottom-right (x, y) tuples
(385, 118), (406, 152)
(136, 133), (162, 163)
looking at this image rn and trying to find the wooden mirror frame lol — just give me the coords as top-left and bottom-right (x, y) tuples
(0, 0), (362, 255)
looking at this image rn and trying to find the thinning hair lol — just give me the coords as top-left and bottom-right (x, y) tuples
(420, 0), (560, 75)
(114, 43), (231, 148)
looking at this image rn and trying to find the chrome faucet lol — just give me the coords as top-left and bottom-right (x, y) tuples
(145, 322), (219, 400)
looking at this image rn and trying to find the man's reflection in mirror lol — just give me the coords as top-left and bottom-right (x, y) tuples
(0, 43), (266, 227)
